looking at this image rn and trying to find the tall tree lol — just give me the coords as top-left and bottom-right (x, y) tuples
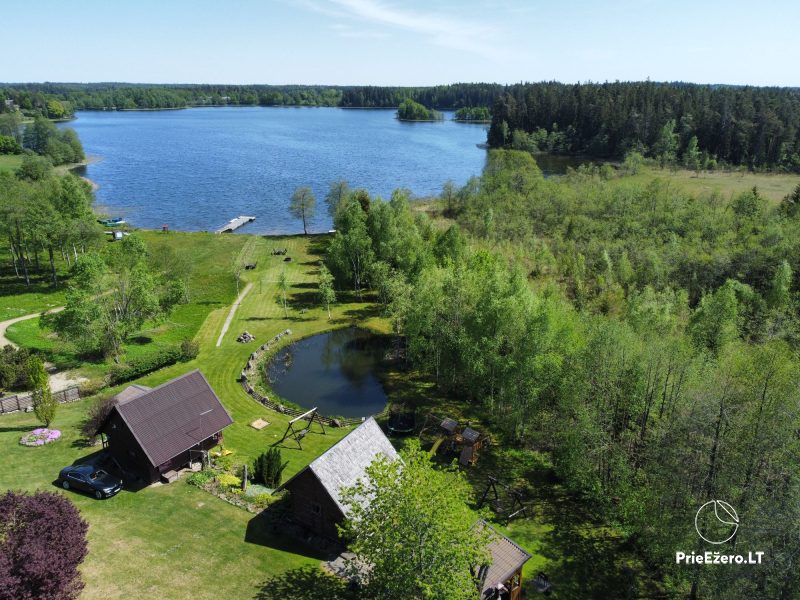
(325, 179), (350, 220)
(289, 186), (316, 235)
(318, 264), (336, 320)
(27, 356), (55, 427)
(340, 441), (489, 600)
(277, 270), (289, 318)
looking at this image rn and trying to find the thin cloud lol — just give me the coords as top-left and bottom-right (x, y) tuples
(303, 0), (507, 59)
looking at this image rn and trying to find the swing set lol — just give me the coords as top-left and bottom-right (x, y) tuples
(477, 475), (530, 523)
(278, 407), (326, 449)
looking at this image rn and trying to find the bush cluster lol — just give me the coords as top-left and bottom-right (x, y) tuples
(108, 340), (198, 385)
(0, 345), (32, 392)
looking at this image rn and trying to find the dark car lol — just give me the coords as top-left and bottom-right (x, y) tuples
(58, 465), (123, 499)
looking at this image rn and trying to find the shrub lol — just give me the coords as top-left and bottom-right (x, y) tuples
(108, 346), (183, 384)
(77, 378), (104, 397)
(0, 345), (31, 392)
(187, 470), (214, 488)
(0, 490), (88, 599)
(79, 395), (117, 444)
(253, 447), (288, 487)
(217, 473), (241, 489)
(180, 338), (200, 360)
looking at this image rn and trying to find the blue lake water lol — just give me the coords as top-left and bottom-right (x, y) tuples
(65, 107), (489, 234)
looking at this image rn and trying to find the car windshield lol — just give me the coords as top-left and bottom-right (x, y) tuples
(90, 470), (108, 480)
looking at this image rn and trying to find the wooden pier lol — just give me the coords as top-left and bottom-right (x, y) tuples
(215, 215), (256, 234)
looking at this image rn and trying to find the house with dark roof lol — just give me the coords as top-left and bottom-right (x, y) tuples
(98, 370), (233, 484)
(277, 417), (399, 538)
(474, 520), (532, 600)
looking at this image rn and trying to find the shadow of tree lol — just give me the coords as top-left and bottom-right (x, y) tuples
(254, 566), (354, 600)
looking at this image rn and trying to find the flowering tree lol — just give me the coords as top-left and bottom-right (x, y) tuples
(0, 490), (88, 600)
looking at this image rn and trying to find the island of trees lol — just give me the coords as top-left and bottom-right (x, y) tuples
(454, 106), (491, 122)
(396, 99), (443, 121)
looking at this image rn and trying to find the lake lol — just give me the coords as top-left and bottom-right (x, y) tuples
(265, 328), (389, 418)
(66, 107), (489, 234)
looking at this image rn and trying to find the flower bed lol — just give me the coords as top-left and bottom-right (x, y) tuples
(19, 428), (61, 447)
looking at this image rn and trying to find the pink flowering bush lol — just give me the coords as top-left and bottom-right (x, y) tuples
(19, 428), (61, 447)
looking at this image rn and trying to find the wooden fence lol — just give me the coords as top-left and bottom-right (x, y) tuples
(239, 329), (388, 428)
(0, 386), (81, 415)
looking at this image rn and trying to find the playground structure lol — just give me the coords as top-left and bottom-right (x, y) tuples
(278, 407), (326, 449)
(477, 475), (530, 523)
(387, 403), (416, 435)
(421, 414), (484, 466)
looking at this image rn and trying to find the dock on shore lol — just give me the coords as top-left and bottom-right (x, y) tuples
(215, 216), (256, 234)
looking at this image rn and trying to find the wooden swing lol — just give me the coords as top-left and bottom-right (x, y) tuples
(278, 407), (326, 449)
(477, 475), (530, 523)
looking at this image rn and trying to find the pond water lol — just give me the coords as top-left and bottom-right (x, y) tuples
(265, 328), (389, 418)
(65, 107), (489, 234)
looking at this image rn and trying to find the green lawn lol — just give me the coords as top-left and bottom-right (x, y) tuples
(0, 154), (23, 175)
(0, 233), (374, 598)
(0, 402), (326, 600)
(624, 164), (799, 203)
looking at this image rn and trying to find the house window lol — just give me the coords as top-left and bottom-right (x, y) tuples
(311, 502), (322, 515)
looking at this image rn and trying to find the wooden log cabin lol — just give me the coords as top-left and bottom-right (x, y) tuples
(277, 417), (399, 539)
(97, 370), (233, 484)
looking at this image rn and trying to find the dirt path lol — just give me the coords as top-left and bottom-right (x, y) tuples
(0, 306), (87, 392)
(0, 307), (64, 348)
(216, 282), (253, 347)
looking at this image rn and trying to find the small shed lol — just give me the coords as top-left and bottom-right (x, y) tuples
(277, 417), (399, 539)
(98, 370), (233, 484)
(475, 520), (532, 600)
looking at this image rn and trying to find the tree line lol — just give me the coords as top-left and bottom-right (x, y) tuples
(322, 151), (800, 598)
(0, 82), (505, 112)
(489, 81), (800, 171)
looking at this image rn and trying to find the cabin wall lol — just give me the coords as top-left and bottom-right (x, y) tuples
(102, 411), (159, 483)
(285, 469), (343, 539)
(155, 433), (222, 474)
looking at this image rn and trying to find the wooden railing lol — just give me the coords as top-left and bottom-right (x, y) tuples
(0, 386), (81, 415)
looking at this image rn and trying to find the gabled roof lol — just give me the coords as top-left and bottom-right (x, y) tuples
(104, 370), (233, 468)
(475, 520), (532, 594)
(280, 417), (399, 515)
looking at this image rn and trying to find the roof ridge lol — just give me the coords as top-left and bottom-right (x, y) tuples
(308, 416), (377, 469)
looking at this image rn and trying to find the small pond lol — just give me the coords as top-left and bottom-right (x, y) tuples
(265, 328), (390, 418)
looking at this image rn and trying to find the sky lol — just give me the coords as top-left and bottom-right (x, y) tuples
(2, 0), (799, 87)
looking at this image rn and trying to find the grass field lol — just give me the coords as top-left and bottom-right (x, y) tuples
(625, 164), (800, 203)
(0, 233), (367, 598)
(0, 154), (23, 175)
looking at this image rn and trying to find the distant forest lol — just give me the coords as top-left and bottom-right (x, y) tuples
(489, 82), (800, 170)
(3, 81), (800, 170)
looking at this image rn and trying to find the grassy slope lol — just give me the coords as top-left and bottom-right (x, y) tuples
(0, 233), (367, 598)
(625, 164), (799, 203)
(0, 154), (23, 175)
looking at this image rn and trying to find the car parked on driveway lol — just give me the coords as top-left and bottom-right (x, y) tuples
(58, 465), (123, 499)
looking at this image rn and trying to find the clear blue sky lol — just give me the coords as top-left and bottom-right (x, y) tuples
(3, 0), (798, 86)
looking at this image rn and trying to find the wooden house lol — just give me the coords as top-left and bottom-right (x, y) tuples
(98, 370), (233, 484)
(475, 520), (532, 600)
(277, 417), (399, 539)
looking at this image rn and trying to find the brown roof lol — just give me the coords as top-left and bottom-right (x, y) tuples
(106, 370), (233, 468)
(475, 520), (532, 594)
